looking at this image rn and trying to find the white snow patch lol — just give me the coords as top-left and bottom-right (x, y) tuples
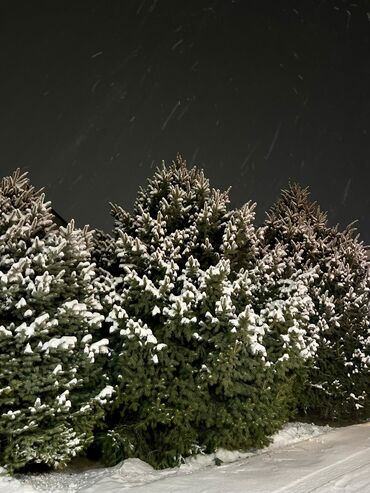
(24, 343), (33, 354)
(8, 422), (334, 493)
(89, 339), (109, 354)
(94, 385), (114, 404)
(7, 422), (370, 493)
(42, 336), (77, 352)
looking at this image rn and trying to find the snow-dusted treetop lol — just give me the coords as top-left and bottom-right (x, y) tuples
(110, 155), (257, 273)
(263, 182), (330, 246)
(0, 168), (55, 242)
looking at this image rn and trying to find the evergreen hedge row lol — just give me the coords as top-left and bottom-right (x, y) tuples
(0, 157), (369, 473)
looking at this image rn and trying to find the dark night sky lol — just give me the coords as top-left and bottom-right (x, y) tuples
(0, 1), (369, 241)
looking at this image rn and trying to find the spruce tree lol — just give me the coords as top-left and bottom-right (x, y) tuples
(262, 183), (370, 421)
(96, 157), (315, 467)
(0, 170), (111, 472)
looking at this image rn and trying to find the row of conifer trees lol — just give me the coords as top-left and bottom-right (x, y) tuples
(0, 156), (369, 473)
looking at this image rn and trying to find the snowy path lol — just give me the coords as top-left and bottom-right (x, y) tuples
(86, 422), (370, 493)
(3, 422), (370, 493)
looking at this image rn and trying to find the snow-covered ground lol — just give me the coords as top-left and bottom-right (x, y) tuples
(2, 421), (370, 493)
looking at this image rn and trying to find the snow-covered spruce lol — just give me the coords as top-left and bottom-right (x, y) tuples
(262, 183), (370, 421)
(94, 157), (316, 467)
(0, 170), (111, 473)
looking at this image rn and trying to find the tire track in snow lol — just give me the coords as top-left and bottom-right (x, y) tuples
(272, 446), (370, 493)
